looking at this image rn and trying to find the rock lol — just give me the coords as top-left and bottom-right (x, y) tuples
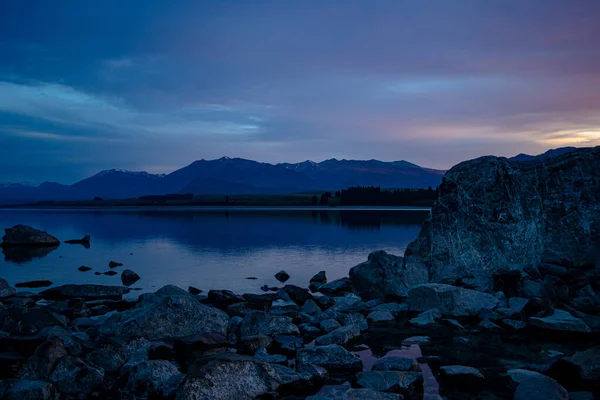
(370, 302), (408, 315)
(239, 334), (273, 353)
(338, 312), (368, 331)
(301, 299), (322, 315)
(522, 280), (545, 297)
(254, 348), (287, 364)
(349, 250), (426, 299)
(440, 365), (484, 379)
(372, 356), (421, 372)
(8, 306), (67, 333)
(439, 365), (485, 393)
(78, 265), (92, 271)
(409, 308), (441, 328)
(297, 345), (362, 373)
(18, 339), (67, 380)
(320, 319), (342, 333)
(564, 346), (600, 380)
(0, 225), (60, 247)
(126, 360), (185, 397)
(269, 299), (300, 317)
(208, 290), (246, 309)
(513, 374), (568, 400)
(273, 334), (303, 352)
(188, 286), (202, 295)
(0, 353), (24, 378)
(356, 371), (423, 396)
(275, 270), (291, 283)
(40, 284), (128, 301)
(441, 318), (465, 330)
(272, 363), (317, 394)
(50, 356), (104, 395)
(240, 310), (299, 337)
(402, 336), (430, 345)
(176, 353), (281, 400)
(103, 270), (118, 276)
(408, 284), (499, 317)
(568, 392), (595, 400)
(3, 380), (56, 400)
(503, 319), (527, 330)
(282, 284), (313, 306)
(309, 271), (327, 292)
(109, 260), (123, 268)
(343, 388), (402, 400)
(173, 332), (227, 363)
(507, 368), (550, 389)
(86, 337), (131, 373)
(14, 280), (52, 289)
(64, 234), (90, 245)
(148, 342), (176, 360)
(0, 278), (16, 298)
(121, 269), (141, 286)
(367, 311), (396, 326)
(529, 309), (591, 333)
(315, 324), (360, 346)
(403, 148), (600, 292)
(317, 278), (352, 296)
(478, 319), (502, 332)
(99, 290), (229, 340)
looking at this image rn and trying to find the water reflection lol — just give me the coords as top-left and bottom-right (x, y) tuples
(2, 245), (59, 263)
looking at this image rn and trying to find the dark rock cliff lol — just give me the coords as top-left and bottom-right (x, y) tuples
(404, 146), (600, 291)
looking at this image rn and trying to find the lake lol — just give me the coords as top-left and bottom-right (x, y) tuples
(0, 207), (429, 297)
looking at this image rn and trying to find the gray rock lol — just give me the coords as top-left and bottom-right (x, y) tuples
(478, 319), (502, 332)
(176, 353), (281, 400)
(254, 348), (287, 364)
(564, 346), (600, 380)
(40, 284), (128, 300)
(315, 324), (361, 346)
(403, 148), (600, 292)
(408, 284), (499, 317)
(50, 356), (104, 395)
(507, 369), (550, 389)
(64, 234), (90, 245)
(367, 311), (396, 326)
(18, 339), (67, 380)
(1, 225), (60, 247)
(240, 310), (299, 336)
(297, 345), (362, 373)
(301, 299), (322, 315)
(514, 375), (568, 400)
(409, 308), (441, 327)
(529, 309), (591, 333)
(109, 260), (123, 268)
(239, 334), (273, 353)
(372, 356), (421, 372)
(356, 371), (423, 395)
(440, 365), (484, 379)
(330, 295), (363, 312)
(343, 388), (402, 400)
(275, 270), (290, 283)
(338, 312), (368, 331)
(99, 291), (229, 340)
(309, 271), (327, 292)
(349, 250), (426, 299)
(402, 336), (430, 345)
(3, 380), (56, 400)
(317, 278), (352, 296)
(307, 382), (351, 399)
(320, 318), (342, 332)
(126, 360), (185, 397)
(86, 338), (131, 373)
(370, 302), (408, 315)
(0, 278), (17, 298)
(522, 280), (545, 297)
(121, 269), (141, 286)
(503, 319), (527, 330)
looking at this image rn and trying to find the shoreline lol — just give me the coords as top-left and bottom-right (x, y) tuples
(0, 205), (432, 212)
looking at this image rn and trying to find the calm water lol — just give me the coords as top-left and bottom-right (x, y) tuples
(0, 207), (429, 297)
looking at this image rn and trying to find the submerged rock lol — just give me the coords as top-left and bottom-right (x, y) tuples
(0, 225), (60, 247)
(349, 250), (426, 299)
(77, 265), (92, 272)
(64, 234), (90, 245)
(14, 280), (52, 288)
(108, 260), (123, 268)
(40, 284), (129, 301)
(408, 283), (499, 317)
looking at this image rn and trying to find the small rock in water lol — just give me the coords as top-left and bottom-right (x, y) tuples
(275, 270), (291, 283)
(102, 271), (118, 276)
(15, 280), (53, 288)
(94, 272), (101, 275)
(108, 261), (123, 268)
(188, 286), (202, 295)
(121, 269), (141, 286)
(78, 266), (92, 272)
(245, 277), (258, 280)
(64, 235), (90, 245)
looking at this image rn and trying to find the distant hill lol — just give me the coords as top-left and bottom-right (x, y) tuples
(0, 157), (446, 205)
(510, 147), (578, 162)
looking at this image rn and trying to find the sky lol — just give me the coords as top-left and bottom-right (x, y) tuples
(1, 0), (600, 184)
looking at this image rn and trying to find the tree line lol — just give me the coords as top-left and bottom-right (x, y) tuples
(334, 186), (438, 206)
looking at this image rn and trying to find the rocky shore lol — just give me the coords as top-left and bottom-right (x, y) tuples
(1, 147), (599, 399)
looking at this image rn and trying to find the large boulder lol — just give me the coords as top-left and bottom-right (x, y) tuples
(1, 225), (60, 247)
(349, 251), (427, 299)
(40, 284), (129, 301)
(403, 147), (600, 291)
(297, 344), (362, 373)
(176, 353), (281, 400)
(513, 374), (568, 400)
(408, 284), (499, 316)
(99, 290), (229, 340)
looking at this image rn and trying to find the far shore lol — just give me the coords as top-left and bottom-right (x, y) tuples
(0, 205), (432, 212)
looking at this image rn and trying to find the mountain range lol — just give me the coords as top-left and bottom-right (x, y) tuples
(0, 148), (580, 205)
(0, 157), (446, 205)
